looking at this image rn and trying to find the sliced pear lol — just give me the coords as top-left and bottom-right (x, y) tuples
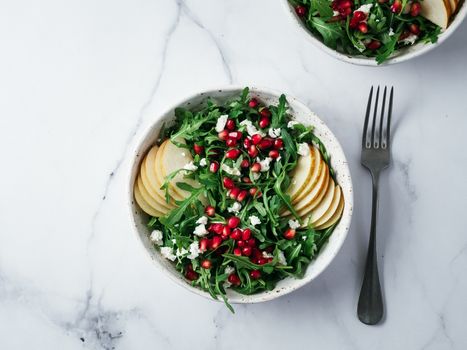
(293, 146), (322, 204)
(300, 179), (336, 228)
(286, 145), (314, 201)
(154, 140), (185, 201)
(448, 0), (456, 13)
(420, 0), (451, 29)
(314, 194), (344, 230)
(134, 182), (164, 217)
(137, 176), (170, 215)
(313, 185), (342, 228)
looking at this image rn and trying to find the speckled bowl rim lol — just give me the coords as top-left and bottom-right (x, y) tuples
(280, 0), (467, 66)
(127, 86), (353, 304)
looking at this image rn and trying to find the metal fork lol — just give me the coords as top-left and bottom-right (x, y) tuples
(357, 86), (393, 325)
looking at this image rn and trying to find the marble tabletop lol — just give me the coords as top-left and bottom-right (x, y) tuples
(1, 0), (467, 349)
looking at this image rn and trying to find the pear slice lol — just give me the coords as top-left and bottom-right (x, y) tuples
(137, 176), (171, 215)
(134, 182), (165, 217)
(300, 179), (336, 228)
(314, 194), (344, 230)
(154, 140), (185, 201)
(286, 145), (314, 201)
(420, 0), (451, 29)
(448, 0), (456, 13)
(313, 185), (341, 228)
(292, 146), (322, 204)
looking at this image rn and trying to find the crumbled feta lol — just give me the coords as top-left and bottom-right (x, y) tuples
(302, 236), (307, 241)
(196, 216), (208, 225)
(297, 143), (310, 156)
(333, 10), (340, 16)
(176, 247), (188, 257)
(287, 120), (299, 129)
(277, 250), (287, 265)
(388, 27), (395, 37)
(225, 266), (235, 275)
(249, 215), (261, 226)
(268, 128), (281, 139)
(221, 163), (241, 176)
(240, 120), (266, 137)
(355, 3), (373, 14)
(227, 202), (242, 214)
(251, 172), (261, 181)
(171, 239), (176, 244)
(288, 219), (300, 230)
(160, 247), (176, 261)
(150, 230), (163, 245)
(262, 251), (274, 259)
(193, 223), (208, 236)
(257, 157), (272, 172)
(183, 161), (198, 171)
(187, 241), (201, 259)
(199, 158), (207, 167)
(215, 114), (228, 132)
(277, 156), (282, 161)
(401, 34), (418, 45)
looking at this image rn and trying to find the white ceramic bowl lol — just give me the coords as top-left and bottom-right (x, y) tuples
(281, 0), (467, 66)
(128, 86), (353, 303)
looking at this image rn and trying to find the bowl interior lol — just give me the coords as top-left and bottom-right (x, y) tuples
(128, 87), (353, 303)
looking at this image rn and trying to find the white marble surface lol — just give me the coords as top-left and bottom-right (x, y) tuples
(1, 0), (467, 349)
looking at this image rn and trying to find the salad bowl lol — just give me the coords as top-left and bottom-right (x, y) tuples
(128, 86), (353, 303)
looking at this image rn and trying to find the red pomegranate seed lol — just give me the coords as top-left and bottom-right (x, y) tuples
(250, 270), (261, 280)
(248, 145), (259, 157)
(237, 190), (248, 202)
(237, 240), (245, 248)
(410, 2), (421, 16)
(228, 273), (241, 286)
(353, 11), (366, 21)
(218, 130), (229, 140)
(230, 228), (242, 240)
(201, 259), (212, 269)
(399, 30), (411, 41)
(295, 5), (307, 17)
(228, 187), (240, 200)
(227, 216), (241, 228)
(341, 0), (352, 8)
(259, 117), (270, 129)
(358, 22), (368, 33)
(273, 138), (284, 149)
(233, 248), (242, 256)
(193, 144), (204, 155)
(258, 138), (273, 150)
(205, 205), (215, 217)
(257, 258), (267, 265)
(209, 161), (219, 173)
(409, 23), (420, 35)
(391, 0), (402, 13)
(259, 108), (271, 118)
(209, 223), (224, 234)
(367, 40), (381, 50)
(211, 236), (223, 249)
(226, 148), (241, 159)
(243, 137), (252, 148)
(222, 226), (231, 240)
(241, 159), (250, 168)
(226, 119), (236, 130)
(242, 176), (251, 183)
(242, 246), (252, 256)
(223, 177), (235, 189)
(251, 162), (261, 172)
(226, 138), (237, 147)
(284, 228), (296, 240)
(248, 98), (259, 108)
(242, 228), (251, 241)
(249, 187), (258, 196)
(247, 238), (256, 247)
(229, 131), (242, 140)
(269, 149), (280, 159)
(186, 270), (199, 281)
(251, 134), (263, 145)
(199, 238), (210, 251)
(253, 249), (262, 259)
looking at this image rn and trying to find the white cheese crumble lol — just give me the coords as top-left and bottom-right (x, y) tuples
(215, 114), (228, 132)
(160, 247), (176, 261)
(333, 10), (340, 16)
(355, 3), (373, 14)
(183, 161), (198, 171)
(277, 251), (287, 265)
(257, 157), (272, 172)
(251, 172), (261, 181)
(193, 223), (208, 236)
(287, 120), (299, 129)
(268, 128), (281, 138)
(401, 34), (418, 45)
(199, 158), (207, 167)
(221, 163), (241, 176)
(225, 266), (235, 275)
(171, 239), (176, 244)
(176, 247), (188, 257)
(150, 230), (163, 245)
(227, 202), (242, 214)
(388, 27), (395, 36)
(240, 120), (266, 137)
(262, 251), (274, 259)
(288, 219), (300, 230)
(249, 215), (261, 226)
(196, 216), (208, 225)
(187, 241), (201, 259)
(297, 143), (310, 156)
(302, 236), (307, 241)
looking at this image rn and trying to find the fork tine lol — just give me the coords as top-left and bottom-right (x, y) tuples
(386, 87), (394, 147)
(379, 86), (387, 147)
(371, 86), (380, 146)
(362, 86), (373, 148)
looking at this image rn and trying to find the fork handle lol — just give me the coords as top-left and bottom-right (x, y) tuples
(357, 171), (383, 325)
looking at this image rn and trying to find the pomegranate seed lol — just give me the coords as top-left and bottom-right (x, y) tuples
(242, 176), (251, 183)
(242, 228), (251, 240)
(399, 30), (411, 41)
(201, 259), (212, 269)
(269, 149), (280, 159)
(248, 98), (259, 108)
(230, 228), (242, 240)
(226, 148), (241, 159)
(273, 138), (284, 149)
(186, 270), (199, 281)
(243, 137), (252, 148)
(228, 273), (241, 286)
(284, 228), (296, 240)
(367, 40), (381, 50)
(233, 248), (242, 256)
(228, 187), (240, 200)
(251, 162), (261, 172)
(230, 131), (242, 140)
(209, 223), (224, 234)
(212, 236), (223, 249)
(354, 11), (366, 21)
(391, 0), (402, 13)
(251, 134), (263, 145)
(218, 130), (229, 140)
(257, 258), (267, 265)
(410, 2), (421, 16)
(341, 0), (352, 8)
(227, 216), (241, 228)
(237, 240), (245, 248)
(237, 190), (248, 202)
(409, 23), (420, 35)
(259, 117), (270, 129)
(258, 138), (273, 150)
(349, 17), (359, 29)
(341, 7), (352, 16)
(222, 226), (231, 239)
(358, 22), (368, 33)
(223, 177), (235, 189)
(250, 270), (261, 280)
(259, 108), (271, 118)
(226, 119), (236, 130)
(226, 138), (237, 147)
(199, 238), (209, 251)
(193, 144), (204, 155)
(248, 145), (259, 157)
(205, 205), (215, 217)
(295, 5), (307, 17)
(241, 159), (250, 168)
(249, 187), (258, 196)
(209, 161), (219, 173)
(242, 246), (252, 256)
(247, 238), (256, 247)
